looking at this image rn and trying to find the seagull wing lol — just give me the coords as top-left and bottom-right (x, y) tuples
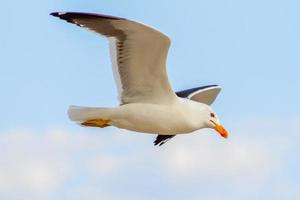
(51, 12), (177, 105)
(176, 85), (221, 105)
(154, 135), (175, 146)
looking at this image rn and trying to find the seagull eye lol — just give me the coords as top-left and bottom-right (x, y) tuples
(210, 113), (215, 118)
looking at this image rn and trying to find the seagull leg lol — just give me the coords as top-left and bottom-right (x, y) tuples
(154, 135), (175, 146)
(81, 119), (111, 128)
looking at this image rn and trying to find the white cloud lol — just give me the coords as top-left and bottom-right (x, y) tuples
(87, 156), (123, 176)
(160, 133), (270, 180)
(0, 117), (299, 200)
(0, 129), (73, 198)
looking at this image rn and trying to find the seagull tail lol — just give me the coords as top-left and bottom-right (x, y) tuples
(68, 105), (113, 122)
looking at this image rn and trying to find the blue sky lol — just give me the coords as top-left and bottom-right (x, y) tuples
(1, 0), (300, 199)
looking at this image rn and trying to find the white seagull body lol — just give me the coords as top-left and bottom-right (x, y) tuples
(51, 12), (228, 145)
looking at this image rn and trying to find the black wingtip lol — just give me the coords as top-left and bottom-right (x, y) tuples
(153, 135), (175, 146)
(50, 12), (62, 17)
(153, 140), (168, 146)
(50, 11), (126, 20)
(153, 138), (162, 146)
(176, 84), (221, 98)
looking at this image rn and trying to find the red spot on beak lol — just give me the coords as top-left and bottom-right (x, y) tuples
(210, 120), (228, 139)
(215, 124), (228, 138)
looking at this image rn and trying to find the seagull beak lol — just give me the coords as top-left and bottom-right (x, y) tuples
(214, 124), (228, 138)
(210, 120), (228, 138)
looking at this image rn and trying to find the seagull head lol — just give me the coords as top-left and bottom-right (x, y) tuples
(203, 105), (228, 139)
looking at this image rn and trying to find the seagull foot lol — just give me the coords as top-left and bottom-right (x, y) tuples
(81, 119), (111, 128)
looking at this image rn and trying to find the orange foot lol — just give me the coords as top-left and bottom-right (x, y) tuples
(81, 119), (111, 128)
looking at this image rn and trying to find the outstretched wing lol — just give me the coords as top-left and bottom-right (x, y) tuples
(176, 85), (221, 105)
(51, 12), (177, 105)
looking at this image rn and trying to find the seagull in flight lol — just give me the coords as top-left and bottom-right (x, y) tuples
(51, 12), (228, 146)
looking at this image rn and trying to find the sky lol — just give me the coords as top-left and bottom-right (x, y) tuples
(1, 0), (300, 199)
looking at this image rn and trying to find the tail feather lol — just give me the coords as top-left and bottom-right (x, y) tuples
(68, 105), (112, 122)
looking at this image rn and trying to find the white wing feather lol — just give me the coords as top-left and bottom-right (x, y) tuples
(51, 12), (177, 105)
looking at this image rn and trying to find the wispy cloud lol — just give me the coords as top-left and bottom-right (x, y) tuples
(0, 117), (299, 200)
(160, 134), (270, 180)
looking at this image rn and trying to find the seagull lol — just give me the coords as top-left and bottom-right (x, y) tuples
(51, 12), (228, 146)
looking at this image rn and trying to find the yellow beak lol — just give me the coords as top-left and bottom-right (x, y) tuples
(214, 124), (228, 139)
(210, 120), (228, 138)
